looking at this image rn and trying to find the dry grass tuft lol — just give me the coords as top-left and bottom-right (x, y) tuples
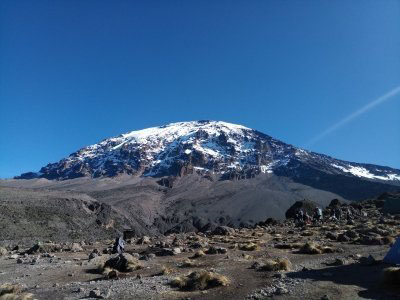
(102, 253), (143, 273)
(382, 267), (400, 286)
(180, 259), (198, 268)
(0, 247), (7, 256)
(298, 242), (334, 255)
(242, 254), (253, 260)
(320, 246), (335, 253)
(170, 270), (229, 291)
(103, 267), (119, 279)
(298, 242), (321, 254)
(260, 258), (292, 272)
(190, 250), (206, 259)
(102, 267), (119, 279)
(153, 265), (172, 276)
(0, 284), (33, 300)
(229, 243), (238, 250)
(239, 242), (259, 251)
(301, 231), (314, 237)
(161, 265), (172, 275)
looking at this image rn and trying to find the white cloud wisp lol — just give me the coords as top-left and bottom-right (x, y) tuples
(305, 85), (400, 147)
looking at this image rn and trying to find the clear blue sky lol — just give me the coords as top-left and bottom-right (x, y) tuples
(1, 0), (399, 178)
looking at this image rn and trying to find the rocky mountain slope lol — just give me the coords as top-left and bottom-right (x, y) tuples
(1, 120), (399, 240)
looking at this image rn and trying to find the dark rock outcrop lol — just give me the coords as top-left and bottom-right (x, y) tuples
(285, 200), (318, 219)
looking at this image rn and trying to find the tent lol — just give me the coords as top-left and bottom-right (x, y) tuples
(384, 237), (400, 265)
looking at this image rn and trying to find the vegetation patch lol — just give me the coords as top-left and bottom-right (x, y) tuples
(190, 250), (206, 259)
(259, 257), (292, 272)
(298, 242), (334, 254)
(179, 259), (198, 268)
(101, 253), (143, 273)
(170, 270), (229, 291)
(239, 242), (259, 251)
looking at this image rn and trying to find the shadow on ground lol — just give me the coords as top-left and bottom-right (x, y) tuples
(287, 262), (400, 299)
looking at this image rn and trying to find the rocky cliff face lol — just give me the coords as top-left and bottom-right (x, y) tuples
(16, 121), (400, 188)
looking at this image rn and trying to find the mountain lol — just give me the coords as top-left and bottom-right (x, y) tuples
(2, 120), (399, 241)
(17, 120), (400, 183)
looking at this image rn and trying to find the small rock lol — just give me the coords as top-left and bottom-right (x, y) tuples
(332, 258), (347, 266)
(205, 246), (228, 254)
(88, 252), (98, 260)
(159, 248), (177, 256)
(275, 287), (288, 295)
(89, 289), (103, 298)
(359, 254), (378, 266)
(326, 232), (338, 240)
(273, 273), (287, 279)
(70, 243), (84, 252)
(172, 247), (181, 255)
(251, 262), (263, 269)
(102, 288), (111, 298)
(137, 236), (151, 245)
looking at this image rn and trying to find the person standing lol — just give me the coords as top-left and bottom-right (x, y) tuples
(112, 236), (125, 254)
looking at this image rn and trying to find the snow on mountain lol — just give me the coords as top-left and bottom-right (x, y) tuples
(16, 120), (400, 183)
(330, 164), (400, 181)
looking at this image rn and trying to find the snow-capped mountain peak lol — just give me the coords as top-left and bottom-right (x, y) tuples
(16, 121), (400, 184)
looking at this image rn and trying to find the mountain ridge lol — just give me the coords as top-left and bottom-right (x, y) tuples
(16, 120), (400, 186)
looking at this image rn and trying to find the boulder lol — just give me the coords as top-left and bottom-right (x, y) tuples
(285, 200), (318, 219)
(329, 199), (341, 207)
(136, 236), (151, 245)
(88, 249), (100, 261)
(158, 247), (181, 256)
(337, 234), (351, 242)
(344, 230), (359, 239)
(205, 246), (228, 254)
(326, 232), (338, 241)
(212, 226), (235, 236)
